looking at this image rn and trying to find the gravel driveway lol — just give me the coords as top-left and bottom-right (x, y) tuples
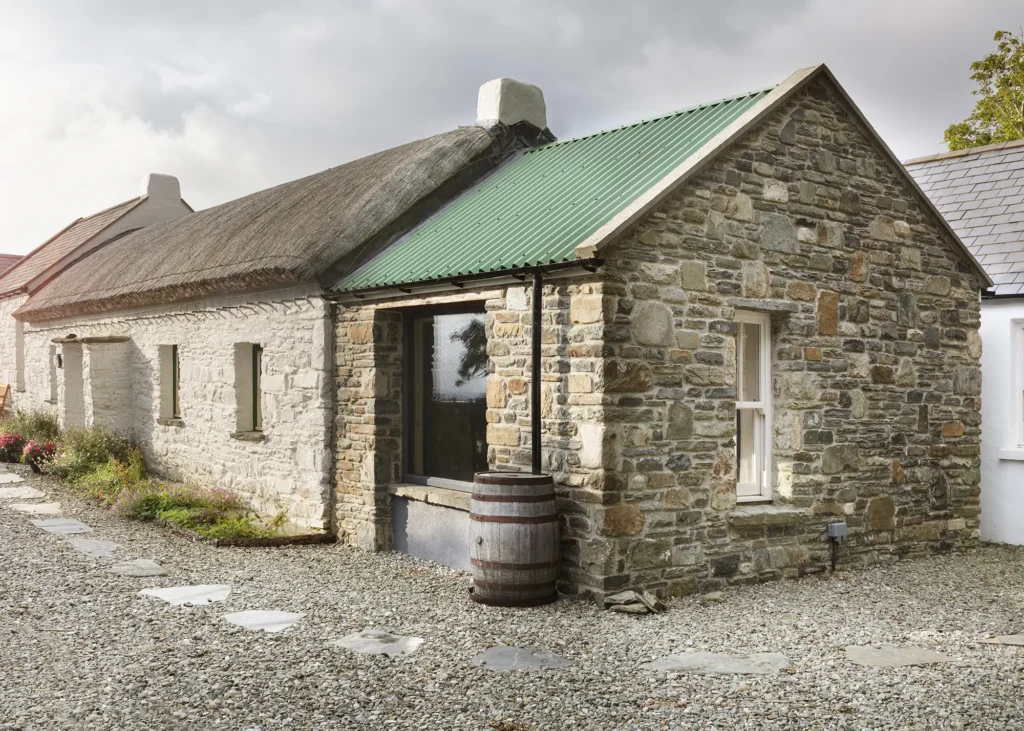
(2, 465), (1023, 731)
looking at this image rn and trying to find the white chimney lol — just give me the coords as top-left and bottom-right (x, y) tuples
(141, 173), (181, 202)
(476, 78), (547, 131)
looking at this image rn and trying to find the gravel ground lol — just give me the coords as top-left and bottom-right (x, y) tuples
(2, 465), (1023, 731)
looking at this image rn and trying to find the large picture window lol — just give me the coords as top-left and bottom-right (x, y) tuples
(735, 310), (772, 500)
(406, 309), (488, 489)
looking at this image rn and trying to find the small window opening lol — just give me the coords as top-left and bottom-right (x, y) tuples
(735, 310), (773, 501)
(234, 343), (263, 432)
(158, 345), (181, 419)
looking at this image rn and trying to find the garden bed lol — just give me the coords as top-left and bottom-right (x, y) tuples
(1, 410), (309, 543)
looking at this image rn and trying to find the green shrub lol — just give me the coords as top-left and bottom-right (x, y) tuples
(47, 426), (138, 483)
(111, 481), (270, 538)
(0, 409), (60, 443)
(68, 448), (147, 505)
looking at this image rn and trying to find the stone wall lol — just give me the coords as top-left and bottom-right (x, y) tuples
(329, 76), (983, 599)
(583, 75), (983, 596)
(334, 306), (403, 550)
(19, 285), (333, 529)
(333, 281), (614, 593)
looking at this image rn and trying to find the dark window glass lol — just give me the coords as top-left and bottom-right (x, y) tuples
(409, 311), (488, 483)
(171, 345), (181, 418)
(253, 344), (263, 431)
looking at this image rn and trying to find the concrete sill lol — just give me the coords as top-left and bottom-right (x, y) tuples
(157, 418), (184, 427)
(998, 448), (1024, 461)
(230, 430), (265, 442)
(390, 483), (470, 512)
(727, 504), (808, 528)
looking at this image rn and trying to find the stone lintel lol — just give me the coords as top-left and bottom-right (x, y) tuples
(726, 298), (800, 314)
(51, 335), (130, 344)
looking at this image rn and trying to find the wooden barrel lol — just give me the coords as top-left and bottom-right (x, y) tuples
(469, 472), (559, 607)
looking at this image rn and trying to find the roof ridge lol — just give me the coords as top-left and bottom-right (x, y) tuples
(527, 85), (777, 152)
(904, 138), (1024, 166)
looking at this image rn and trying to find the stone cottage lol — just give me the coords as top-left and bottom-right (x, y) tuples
(0, 175), (191, 409)
(328, 65), (989, 598)
(906, 140), (1024, 546)
(13, 101), (553, 529)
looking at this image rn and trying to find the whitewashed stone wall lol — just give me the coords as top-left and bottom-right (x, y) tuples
(19, 284), (334, 529)
(0, 295), (30, 403)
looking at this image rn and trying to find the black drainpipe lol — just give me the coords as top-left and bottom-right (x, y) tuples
(531, 270), (543, 474)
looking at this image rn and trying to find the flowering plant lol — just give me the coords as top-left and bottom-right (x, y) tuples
(22, 440), (56, 472)
(0, 433), (25, 463)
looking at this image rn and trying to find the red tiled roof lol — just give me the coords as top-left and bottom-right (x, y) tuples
(0, 197), (144, 295)
(0, 254), (22, 276)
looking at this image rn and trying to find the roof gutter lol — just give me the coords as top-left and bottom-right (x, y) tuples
(327, 258), (603, 305)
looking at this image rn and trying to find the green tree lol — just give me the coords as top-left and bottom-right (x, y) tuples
(944, 30), (1024, 151)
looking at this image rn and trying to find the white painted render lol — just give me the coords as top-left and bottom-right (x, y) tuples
(18, 284), (334, 530)
(476, 78), (547, 130)
(979, 298), (1024, 544)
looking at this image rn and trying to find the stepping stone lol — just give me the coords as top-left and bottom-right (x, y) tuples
(846, 644), (952, 667)
(0, 485), (41, 499)
(470, 645), (573, 671)
(642, 651), (793, 675)
(222, 610), (303, 633)
(106, 559), (167, 577)
(67, 538), (120, 559)
(140, 585), (231, 606)
(9, 502), (61, 515)
(0, 473), (26, 484)
(330, 629), (425, 657)
(31, 518), (92, 535)
(980, 635), (1024, 646)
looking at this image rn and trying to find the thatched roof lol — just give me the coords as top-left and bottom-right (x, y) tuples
(17, 126), (496, 321)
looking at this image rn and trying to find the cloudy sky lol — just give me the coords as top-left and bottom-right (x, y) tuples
(0, 0), (1019, 254)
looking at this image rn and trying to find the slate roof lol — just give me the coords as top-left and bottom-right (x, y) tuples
(905, 139), (1024, 296)
(0, 255), (22, 276)
(0, 197), (145, 297)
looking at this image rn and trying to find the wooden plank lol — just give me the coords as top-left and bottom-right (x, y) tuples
(0, 382), (9, 418)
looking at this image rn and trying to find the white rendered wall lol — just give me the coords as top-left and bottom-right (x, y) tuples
(979, 297), (1024, 544)
(20, 284), (333, 530)
(0, 295), (27, 399)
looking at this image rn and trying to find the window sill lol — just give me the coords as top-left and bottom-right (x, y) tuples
(157, 417), (184, 427)
(389, 483), (471, 512)
(998, 448), (1024, 461)
(728, 504), (808, 529)
(43, 399), (57, 405)
(736, 494), (773, 504)
(230, 430), (265, 442)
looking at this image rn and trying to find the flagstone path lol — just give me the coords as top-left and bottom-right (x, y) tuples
(330, 629), (425, 656)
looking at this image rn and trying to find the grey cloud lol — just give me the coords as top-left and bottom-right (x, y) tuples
(1, 0), (1021, 253)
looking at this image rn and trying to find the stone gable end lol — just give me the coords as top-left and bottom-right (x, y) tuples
(588, 75), (982, 596)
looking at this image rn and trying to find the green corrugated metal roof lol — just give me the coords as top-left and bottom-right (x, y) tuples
(334, 85), (774, 292)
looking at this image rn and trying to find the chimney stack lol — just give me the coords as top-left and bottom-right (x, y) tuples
(476, 78), (547, 131)
(140, 173), (181, 202)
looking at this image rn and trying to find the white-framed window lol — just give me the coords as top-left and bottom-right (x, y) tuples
(735, 310), (772, 501)
(1013, 321), (1024, 448)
